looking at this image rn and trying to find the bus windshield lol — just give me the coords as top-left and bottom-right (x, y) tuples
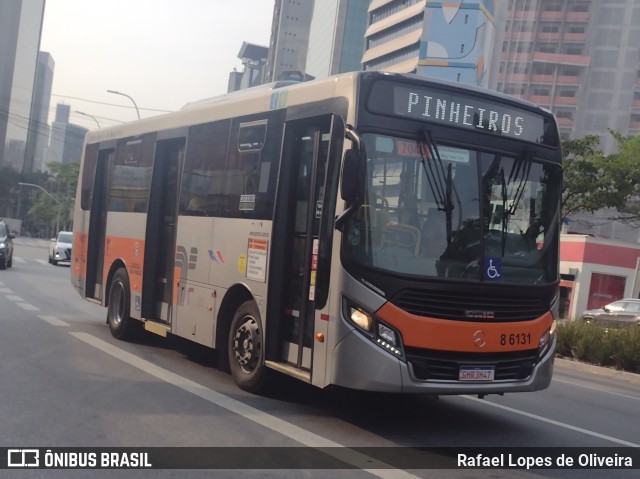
(342, 132), (561, 285)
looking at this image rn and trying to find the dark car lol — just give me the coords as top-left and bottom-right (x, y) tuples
(579, 299), (640, 327)
(0, 219), (14, 270)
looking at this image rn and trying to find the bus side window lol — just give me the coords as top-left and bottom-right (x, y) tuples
(108, 134), (156, 213)
(180, 120), (230, 217)
(81, 143), (99, 211)
(225, 120), (268, 217)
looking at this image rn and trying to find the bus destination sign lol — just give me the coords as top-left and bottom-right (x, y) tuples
(371, 82), (549, 144)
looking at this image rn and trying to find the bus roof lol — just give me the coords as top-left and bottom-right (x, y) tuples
(84, 71), (554, 144)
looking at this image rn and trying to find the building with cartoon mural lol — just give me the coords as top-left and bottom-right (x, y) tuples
(363, 0), (501, 88)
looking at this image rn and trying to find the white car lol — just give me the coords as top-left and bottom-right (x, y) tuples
(49, 231), (73, 265)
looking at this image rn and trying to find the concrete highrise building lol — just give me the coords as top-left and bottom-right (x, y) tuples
(47, 104), (88, 169)
(305, 0), (368, 79)
(496, 0), (640, 153)
(264, 0), (315, 82)
(362, 0), (502, 88)
(0, 0), (46, 171)
(24, 51), (55, 173)
(496, 0), (640, 243)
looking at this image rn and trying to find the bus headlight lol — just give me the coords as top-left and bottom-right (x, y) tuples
(343, 297), (404, 359)
(349, 306), (373, 334)
(378, 323), (396, 344)
(538, 320), (557, 358)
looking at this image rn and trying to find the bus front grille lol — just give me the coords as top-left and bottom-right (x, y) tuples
(390, 288), (547, 321)
(405, 348), (538, 381)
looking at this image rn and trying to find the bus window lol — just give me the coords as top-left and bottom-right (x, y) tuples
(108, 134), (156, 213)
(180, 120), (230, 217)
(345, 133), (560, 284)
(225, 120), (272, 218)
(80, 143), (99, 210)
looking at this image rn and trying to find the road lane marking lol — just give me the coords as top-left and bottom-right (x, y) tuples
(0, 287), (13, 293)
(36, 259), (49, 266)
(4, 293), (40, 312)
(12, 256), (26, 263)
(463, 395), (639, 447)
(39, 315), (70, 327)
(70, 332), (420, 479)
(17, 303), (40, 311)
(554, 378), (640, 402)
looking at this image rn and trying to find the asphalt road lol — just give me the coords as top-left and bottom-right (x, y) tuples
(1, 237), (638, 479)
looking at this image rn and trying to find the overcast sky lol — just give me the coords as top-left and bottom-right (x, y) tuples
(40, 0), (274, 129)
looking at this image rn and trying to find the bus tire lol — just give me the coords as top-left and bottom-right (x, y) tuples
(228, 300), (267, 393)
(107, 268), (140, 340)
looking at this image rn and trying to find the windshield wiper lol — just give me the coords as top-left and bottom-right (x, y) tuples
(500, 167), (508, 256)
(506, 151), (532, 217)
(416, 131), (462, 245)
(416, 133), (446, 207)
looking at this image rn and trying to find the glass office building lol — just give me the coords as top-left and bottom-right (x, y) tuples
(306, 0), (368, 79)
(0, 0), (46, 172)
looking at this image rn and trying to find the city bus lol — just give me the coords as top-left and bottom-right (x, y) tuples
(71, 71), (562, 396)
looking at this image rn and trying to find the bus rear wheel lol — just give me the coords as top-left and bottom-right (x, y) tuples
(228, 300), (267, 393)
(107, 268), (140, 340)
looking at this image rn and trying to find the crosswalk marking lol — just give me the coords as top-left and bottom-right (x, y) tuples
(39, 315), (70, 327)
(10, 256), (68, 267)
(17, 303), (39, 311)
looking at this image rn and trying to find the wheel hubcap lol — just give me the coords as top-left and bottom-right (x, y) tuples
(233, 316), (261, 373)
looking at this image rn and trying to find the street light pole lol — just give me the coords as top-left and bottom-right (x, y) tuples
(107, 89), (141, 120)
(75, 110), (101, 128)
(18, 182), (64, 234)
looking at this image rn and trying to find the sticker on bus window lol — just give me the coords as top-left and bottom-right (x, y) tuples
(484, 257), (502, 281)
(239, 194), (256, 211)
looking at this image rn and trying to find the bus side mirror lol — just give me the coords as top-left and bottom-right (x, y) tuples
(341, 149), (358, 203)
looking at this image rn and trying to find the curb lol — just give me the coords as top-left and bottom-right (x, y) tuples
(555, 357), (640, 386)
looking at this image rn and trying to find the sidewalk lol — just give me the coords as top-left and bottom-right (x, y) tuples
(555, 357), (640, 385)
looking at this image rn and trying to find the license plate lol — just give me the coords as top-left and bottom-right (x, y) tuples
(459, 367), (495, 382)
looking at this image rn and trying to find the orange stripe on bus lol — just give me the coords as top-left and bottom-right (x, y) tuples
(72, 231), (89, 277)
(375, 302), (552, 353)
(102, 235), (145, 293)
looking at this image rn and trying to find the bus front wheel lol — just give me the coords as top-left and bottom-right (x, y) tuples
(107, 268), (140, 340)
(228, 300), (267, 393)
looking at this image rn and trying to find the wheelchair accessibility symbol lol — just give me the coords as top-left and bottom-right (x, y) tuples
(484, 257), (502, 280)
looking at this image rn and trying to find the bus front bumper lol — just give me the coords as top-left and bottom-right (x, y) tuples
(331, 330), (555, 395)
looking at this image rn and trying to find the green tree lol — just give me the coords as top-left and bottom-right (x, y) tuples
(562, 131), (640, 224)
(607, 131), (640, 222)
(24, 161), (80, 235)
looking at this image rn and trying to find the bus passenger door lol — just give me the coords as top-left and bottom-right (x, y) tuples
(270, 116), (334, 372)
(85, 148), (112, 301)
(141, 138), (184, 323)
